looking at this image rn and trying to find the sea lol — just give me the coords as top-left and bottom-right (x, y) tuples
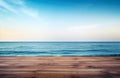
(0, 42), (120, 56)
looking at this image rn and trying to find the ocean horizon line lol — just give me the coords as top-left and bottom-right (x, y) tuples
(0, 41), (120, 43)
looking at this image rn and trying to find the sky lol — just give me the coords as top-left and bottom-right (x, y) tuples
(0, 0), (120, 41)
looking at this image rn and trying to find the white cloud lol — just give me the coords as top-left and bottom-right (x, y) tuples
(0, 0), (40, 19)
(21, 8), (40, 19)
(67, 24), (99, 32)
(0, 0), (18, 14)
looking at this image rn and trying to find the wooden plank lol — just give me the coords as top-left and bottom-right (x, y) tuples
(0, 72), (35, 78)
(0, 56), (120, 78)
(37, 71), (120, 78)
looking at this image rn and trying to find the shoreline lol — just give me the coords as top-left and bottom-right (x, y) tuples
(0, 55), (120, 57)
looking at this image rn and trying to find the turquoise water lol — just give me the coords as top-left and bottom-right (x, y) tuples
(0, 42), (120, 56)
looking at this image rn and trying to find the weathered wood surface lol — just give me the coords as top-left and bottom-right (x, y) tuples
(0, 56), (120, 78)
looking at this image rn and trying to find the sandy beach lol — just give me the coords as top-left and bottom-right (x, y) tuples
(0, 56), (120, 78)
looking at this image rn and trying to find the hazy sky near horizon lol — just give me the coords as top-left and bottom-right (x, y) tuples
(0, 0), (120, 41)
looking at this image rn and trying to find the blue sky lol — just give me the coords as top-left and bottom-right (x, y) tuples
(0, 0), (120, 41)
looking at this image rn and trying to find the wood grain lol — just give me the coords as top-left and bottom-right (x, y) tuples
(0, 56), (120, 78)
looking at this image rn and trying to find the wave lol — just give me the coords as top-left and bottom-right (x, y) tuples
(0, 51), (48, 55)
(57, 49), (115, 52)
(0, 50), (120, 56)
